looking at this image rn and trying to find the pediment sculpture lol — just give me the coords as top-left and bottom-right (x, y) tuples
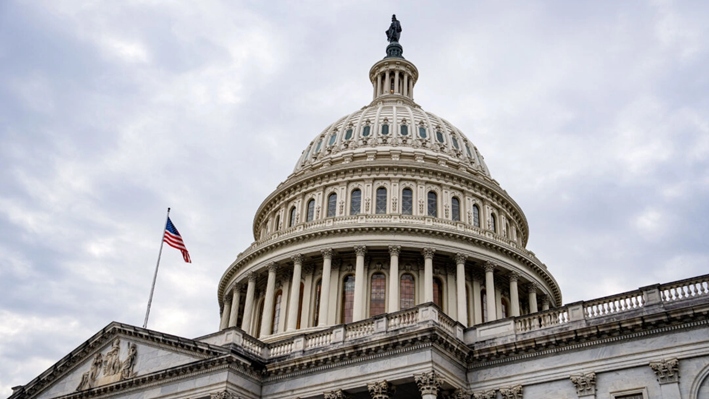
(76, 338), (138, 391)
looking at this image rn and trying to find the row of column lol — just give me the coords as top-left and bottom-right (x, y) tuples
(219, 247), (551, 333)
(374, 69), (413, 99)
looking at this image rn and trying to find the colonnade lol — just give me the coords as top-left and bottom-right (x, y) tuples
(219, 246), (551, 337)
(324, 370), (442, 399)
(373, 68), (414, 99)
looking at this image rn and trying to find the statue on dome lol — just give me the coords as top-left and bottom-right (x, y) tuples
(386, 14), (402, 43)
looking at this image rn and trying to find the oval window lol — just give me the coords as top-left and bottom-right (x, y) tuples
(362, 125), (371, 137)
(328, 132), (337, 146)
(452, 136), (459, 149)
(381, 124), (389, 135)
(435, 130), (445, 143)
(345, 128), (353, 140)
(418, 126), (427, 139)
(400, 125), (408, 136)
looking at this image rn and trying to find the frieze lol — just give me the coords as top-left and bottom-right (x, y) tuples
(76, 339), (137, 391)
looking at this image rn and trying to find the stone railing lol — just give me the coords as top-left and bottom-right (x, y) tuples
(268, 340), (293, 357)
(659, 274), (709, 302)
(241, 334), (265, 357)
(583, 290), (645, 318)
(345, 319), (375, 340)
(305, 329), (332, 349)
(388, 307), (419, 330)
(476, 273), (709, 340)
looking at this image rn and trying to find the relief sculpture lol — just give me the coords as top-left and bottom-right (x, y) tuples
(76, 339), (138, 391)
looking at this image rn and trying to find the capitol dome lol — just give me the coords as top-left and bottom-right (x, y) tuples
(216, 28), (561, 341)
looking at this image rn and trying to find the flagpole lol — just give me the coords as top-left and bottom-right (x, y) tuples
(143, 207), (171, 329)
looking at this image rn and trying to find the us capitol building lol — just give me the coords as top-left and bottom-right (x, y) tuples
(9, 17), (709, 399)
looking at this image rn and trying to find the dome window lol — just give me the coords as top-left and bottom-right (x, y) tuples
(344, 128), (353, 140)
(289, 206), (297, 227)
(427, 191), (437, 217)
(400, 124), (408, 136)
(362, 125), (371, 137)
(435, 129), (445, 143)
(400, 274), (415, 309)
(465, 142), (473, 158)
(327, 193), (337, 217)
(314, 139), (323, 154)
(473, 204), (480, 227)
(382, 118), (389, 136)
(451, 197), (460, 221)
(370, 273), (386, 317)
(451, 136), (460, 150)
(328, 132), (338, 146)
(418, 126), (427, 139)
(375, 187), (387, 214)
(402, 188), (413, 215)
(306, 199), (315, 222)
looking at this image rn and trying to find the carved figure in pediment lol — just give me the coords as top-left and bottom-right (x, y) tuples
(76, 353), (103, 390)
(120, 343), (137, 379)
(103, 339), (122, 376)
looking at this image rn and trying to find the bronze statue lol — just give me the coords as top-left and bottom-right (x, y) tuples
(386, 14), (401, 43)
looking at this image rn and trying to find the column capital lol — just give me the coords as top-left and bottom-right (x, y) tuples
(267, 262), (278, 274)
(210, 391), (239, 399)
(354, 245), (367, 257)
(367, 380), (395, 399)
(499, 385), (523, 399)
(570, 372), (596, 396)
(509, 271), (520, 282)
(247, 272), (257, 283)
(454, 253), (467, 264)
(472, 390), (496, 399)
(527, 281), (539, 292)
(291, 254), (303, 265)
(449, 388), (472, 399)
(388, 245), (401, 257)
(422, 247), (436, 259)
(483, 262), (496, 273)
(321, 248), (333, 260)
(649, 358), (680, 384)
(323, 390), (348, 399)
(414, 370), (442, 397)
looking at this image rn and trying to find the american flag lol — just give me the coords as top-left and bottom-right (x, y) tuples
(164, 217), (191, 263)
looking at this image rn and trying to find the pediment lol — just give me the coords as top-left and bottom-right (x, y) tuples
(14, 322), (228, 399)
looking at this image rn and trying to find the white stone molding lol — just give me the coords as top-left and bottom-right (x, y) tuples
(650, 358), (680, 384)
(414, 370), (443, 397)
(499, 385), (523, 399)
(367, 380), (395, 399)
(570, 372), (596, 397)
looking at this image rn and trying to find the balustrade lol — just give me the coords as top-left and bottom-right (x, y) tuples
(388, 308), (419, 329)
(584, 291), (644, 318)
(345, 319), (375, 340)
(515, 307), (568, 333)
(659, 275), (709, 302)
(269, 340), (294, 357)
(305, 330), (332, 349)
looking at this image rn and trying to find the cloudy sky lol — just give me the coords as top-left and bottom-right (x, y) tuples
(1, 0), (708, 394)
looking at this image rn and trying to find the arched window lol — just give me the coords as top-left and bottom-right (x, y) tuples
(400, 274), (415, 309)
(402, 188), (413, 215)
(350, 189), (362, 215)
(473, 204), (480, 227)
(376, 187), (387, 214)
(451, 197), (460, 221)
(289, 206), (297, 227)
(342, 275), (356, 324)
(313, 279), (322, 326)
(327, 193), (337, 217)
(433, 278), (443, 308)
(274, 215), (280, 231)
(427, 191), (438, 217)
(370, 273), (386, 317)
(306, 199), (315, 222)
(272, 290), (283, 334)
(490, 213), (497, 233)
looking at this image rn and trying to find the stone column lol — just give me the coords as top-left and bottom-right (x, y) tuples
(385, 70), (390, 93)
(403, 74), (409, 97)
(528, 282), (539, 313)
(388, 246), (401, 313)
(220, 297), (231, 330)
(570, 372), (596, 399)
(423, 248), (436, 303)
(394, 70), (400, 94)
(650, 358), (681, 399)
(241, 273), (257, 333)
(414, 370), (442, 399)
(286, 255), (303, 332)
(259, 263), (278, 337)
(318, 249), (333, 327)
(542, 296), (550, 311)
(509, 272), (520, 317)
(353, 246), (367, 321)
(228, 285), (241, 328)
(484, 262), (497, 322)
(367, 380), (395, 399)
(455, 253), (467, 324)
